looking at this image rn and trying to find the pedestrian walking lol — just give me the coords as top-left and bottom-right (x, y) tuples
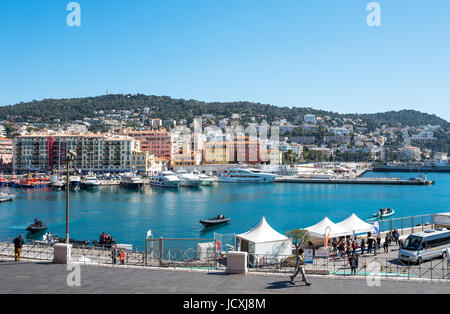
(352, 240), (357, 253)
(13, 234), (24, 262)
(360, 238), (366, 255)
(349, 253), (359, 275)
(383, 240), (389, 253)
(376, 236), (381, 250)
(111, 245), (118, 264)
(393, 229), (399, 245)
(346, 243), (352, 265)
(367, 237), (373, 254)
(338, 240), (345, 258)
(332, 238), (338, 257)
(289, 248), (311, 286)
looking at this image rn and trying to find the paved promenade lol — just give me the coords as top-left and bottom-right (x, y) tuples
(0, 261), (448, 294)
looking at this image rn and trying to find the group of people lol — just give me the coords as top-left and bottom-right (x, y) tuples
(33, 218), (43, 227)
(331, 229), (402, 259)
(99, 232), (116, 245)
(111, 246), (126, 265)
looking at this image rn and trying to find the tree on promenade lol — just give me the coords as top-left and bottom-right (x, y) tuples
(286, 229), (310, 251)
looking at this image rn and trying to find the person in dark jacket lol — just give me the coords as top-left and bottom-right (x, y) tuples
(383, 239), (389, 253)
(360, 238), (366, 255)
(367, 237), (373, 254)
(349, 253), (359, 275)
(13, 234), (24, 262)
(332, 239), (338, 257)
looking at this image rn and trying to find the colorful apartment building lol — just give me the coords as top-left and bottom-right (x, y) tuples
(13, 134), (163, 174)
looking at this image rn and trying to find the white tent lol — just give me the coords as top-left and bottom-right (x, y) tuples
(305, 217), (353, 239)
(237, 217), (292, 264)
(336, 213), (375, 235)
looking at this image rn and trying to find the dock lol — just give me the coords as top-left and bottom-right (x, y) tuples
(274, 177), (435, 185)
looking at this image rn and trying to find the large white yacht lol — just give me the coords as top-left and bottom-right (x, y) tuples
(218, 168), (277, 183)
(175, 170), (202, 187)
(191, 170), (215, 186)
(150, 171), (182, 188)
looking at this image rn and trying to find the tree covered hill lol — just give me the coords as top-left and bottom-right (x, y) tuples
(0, 94), (448, 130)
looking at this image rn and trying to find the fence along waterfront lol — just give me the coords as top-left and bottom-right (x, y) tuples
(0, 214), (448, 279)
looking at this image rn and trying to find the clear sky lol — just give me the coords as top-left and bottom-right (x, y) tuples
(0, 0), (449, 121)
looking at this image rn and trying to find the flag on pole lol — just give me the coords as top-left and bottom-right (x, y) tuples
(373, 221), (380, 236)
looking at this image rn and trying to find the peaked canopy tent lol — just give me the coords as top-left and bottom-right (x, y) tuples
(237, 217), (292, 265)
(336, 214), (375, 235)
(305, 217), (353, 239)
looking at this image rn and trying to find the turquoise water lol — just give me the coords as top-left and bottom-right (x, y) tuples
(0, 172), (448, 248)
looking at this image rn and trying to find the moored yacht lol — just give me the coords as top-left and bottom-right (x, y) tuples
(50, 174), (65, 190)
(83, 173), (100, 189)
(191, 170), (215, 186)
(69, 175), (82, 189)
(218, 168), (276, 183)
(175, 170), (202, 187)
(150, 171), (182, 188)
(120, 174), (144, 189)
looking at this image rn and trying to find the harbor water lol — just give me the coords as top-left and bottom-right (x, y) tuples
(0, 172), (449, 248)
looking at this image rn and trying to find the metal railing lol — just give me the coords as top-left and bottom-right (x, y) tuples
(247, 252), (449, 280)
(0, 238), (54, 262)
(145, 237), (219, 270)
(71, 245), (146, 266)
(373, 214), (436, 235)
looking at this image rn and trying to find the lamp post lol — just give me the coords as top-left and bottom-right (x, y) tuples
(65, 149), (77, 245)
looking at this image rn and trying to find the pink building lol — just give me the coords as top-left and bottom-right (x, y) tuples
(121, 130), (173, 162)
(0, 137), (13, 166)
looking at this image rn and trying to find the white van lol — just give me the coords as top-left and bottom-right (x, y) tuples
(398, 228), (450, 264)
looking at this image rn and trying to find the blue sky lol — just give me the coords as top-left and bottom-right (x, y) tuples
(0, 0), (449, 121)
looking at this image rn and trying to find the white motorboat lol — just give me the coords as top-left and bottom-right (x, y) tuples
(218, 168), (276, 183)
(150, 171), (182, 188)
(0, 193), (15, 202)
(49, 174), (65, 189)
(191, 171), (215, 186)
(69, 175), (82, 189)
(175, 170), (202, 187)
(84, 173), (100, 189)
(120, 174), (144, 189)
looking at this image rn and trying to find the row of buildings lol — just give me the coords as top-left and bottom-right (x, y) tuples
(3, 129), (283, 174)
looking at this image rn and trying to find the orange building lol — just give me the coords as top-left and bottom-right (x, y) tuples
(203, 136), (262, 164)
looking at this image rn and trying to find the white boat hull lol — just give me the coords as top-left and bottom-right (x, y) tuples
(150, 180), (181, 188)
(218, 176), (275, 183)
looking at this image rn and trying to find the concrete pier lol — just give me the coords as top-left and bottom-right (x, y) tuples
(274, 177), (434, 185)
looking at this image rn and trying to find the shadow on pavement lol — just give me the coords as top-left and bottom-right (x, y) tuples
(265, 280), (299, 290)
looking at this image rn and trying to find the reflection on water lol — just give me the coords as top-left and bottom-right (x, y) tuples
(0, 172), (448, 248)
